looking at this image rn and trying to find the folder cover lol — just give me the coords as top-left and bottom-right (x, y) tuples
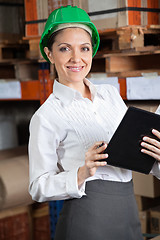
(103, 107), (160, 174)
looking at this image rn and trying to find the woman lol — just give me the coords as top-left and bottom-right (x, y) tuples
(29, 5), (160, 240)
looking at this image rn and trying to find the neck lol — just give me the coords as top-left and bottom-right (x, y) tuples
(58, 78), (92, 101)
(73, 81), (92, 101)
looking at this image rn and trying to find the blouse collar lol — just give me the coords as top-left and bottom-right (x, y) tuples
(53, 78), (98, 106)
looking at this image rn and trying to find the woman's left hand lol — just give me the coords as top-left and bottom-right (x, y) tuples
(141, 129), (160, 162)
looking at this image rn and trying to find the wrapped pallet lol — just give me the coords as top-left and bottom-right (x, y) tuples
(75, 0), (160, 30)
(24, 0), (73, 37)
(24, 0), (160, 37)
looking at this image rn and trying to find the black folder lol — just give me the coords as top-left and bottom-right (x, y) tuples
(103, 106), (160, 174)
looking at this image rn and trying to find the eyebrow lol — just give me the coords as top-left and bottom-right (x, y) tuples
(57, 42), (91, 47)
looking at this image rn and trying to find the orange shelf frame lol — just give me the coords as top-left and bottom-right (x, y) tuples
(118, 78), (127, 100)
(0, 78), (127, 102)
(21, 80), (40, 100)
(0, 80), (40, 101)
(0, 76), (54, 103)
(20, 78), (127, 101)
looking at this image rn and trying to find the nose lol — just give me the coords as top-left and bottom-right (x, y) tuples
(70, 49), (81, 63)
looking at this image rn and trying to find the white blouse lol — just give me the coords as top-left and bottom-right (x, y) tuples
(28, 79), (160, 202)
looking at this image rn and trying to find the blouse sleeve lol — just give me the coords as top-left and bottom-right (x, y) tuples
(28, 113), (86, 202)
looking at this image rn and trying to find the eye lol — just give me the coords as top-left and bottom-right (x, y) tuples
(81, 46), (90, 52)
(59, 47), (70, 52)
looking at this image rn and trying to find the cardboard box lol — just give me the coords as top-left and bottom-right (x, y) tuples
(133, 172), (160, 198)
(75, 0), (160, 30)
(75, 0), (141, 30)
(24, 0), (48, 37)
(14, 61), (39, 81)
(135, 195), (160, 211)
(150, 206), (160, 234)
(139, 211), (150, 236)
(141, 0), (160, 26)
(48, 0), (74, 15)
(151, 235), (160, 240)
(25, 0), (160, 37)
(27, 38), (43, 60)
(24, 0), (74, 37)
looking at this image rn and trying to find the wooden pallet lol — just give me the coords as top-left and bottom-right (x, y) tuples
(24, 25), (160, 62)
(92, 50), (160, 76)
(106, 69), (160, 78)
(24, 36), (43, 60)
(0, 59), (39, 80)
(0, 42), (28, 60)
(98, 25), (160, 54)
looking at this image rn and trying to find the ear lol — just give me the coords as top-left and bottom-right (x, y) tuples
(44, 47), (55, 64)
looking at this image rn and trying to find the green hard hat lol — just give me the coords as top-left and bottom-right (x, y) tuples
(40, 5), (100, 62)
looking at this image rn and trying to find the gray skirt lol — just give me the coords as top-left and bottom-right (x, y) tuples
(54, 180), (143, 240)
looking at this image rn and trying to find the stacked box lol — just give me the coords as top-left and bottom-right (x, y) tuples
(27, 38), (42, 60)
(75, 0), (141, 29)
(24, 0), (48, 37)
(135, 195), (160, 237)
(135, 195), (160, 212)
(75, 0), (160, 30)
(150, 206), (160, 234)
(133, 172), (160, 198)
(24, 0), (160, 37)
(24, 0), (74, 37)
(151, 236), (160, 240)
(139, 210), (150, 238)
(147, 0), (159, 25)
(14, 61), (39, 81)
(48, 0), (74, 15)
(141, 0), (160, 25)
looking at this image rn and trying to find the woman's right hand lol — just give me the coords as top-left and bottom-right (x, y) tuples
(77, 142), (108, 187)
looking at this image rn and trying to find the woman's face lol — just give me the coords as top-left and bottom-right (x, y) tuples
(45, 27), (93, 86)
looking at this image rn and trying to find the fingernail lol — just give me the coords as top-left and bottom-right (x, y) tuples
(104, 154), (108, 158)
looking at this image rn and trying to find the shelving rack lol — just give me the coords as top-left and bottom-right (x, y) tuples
(2, 24), (159, 104)
(0, 80), (40, 101)
(0, 62), (54, 104)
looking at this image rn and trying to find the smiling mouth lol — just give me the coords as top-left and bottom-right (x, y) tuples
(67, 66), (84, 72)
